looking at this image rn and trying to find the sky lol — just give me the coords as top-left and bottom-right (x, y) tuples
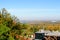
(0, 0), (60, 21)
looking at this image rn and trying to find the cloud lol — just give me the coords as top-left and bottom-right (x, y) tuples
(8, 8), (59, 13)
(7, 8), (60, 20)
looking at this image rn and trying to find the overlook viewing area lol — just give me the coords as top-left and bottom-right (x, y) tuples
(34, 30), (60, 40)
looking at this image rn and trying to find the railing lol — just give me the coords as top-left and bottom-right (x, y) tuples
(44, 36), (57, 40)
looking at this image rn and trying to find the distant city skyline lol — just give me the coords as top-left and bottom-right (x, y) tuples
(0, 0), (60, 20)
